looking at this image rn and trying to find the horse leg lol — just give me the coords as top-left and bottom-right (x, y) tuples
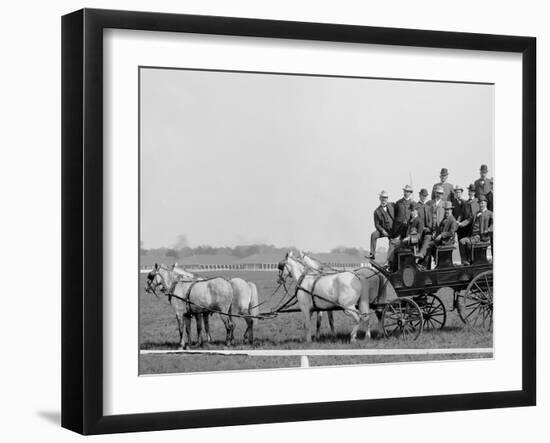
(315, 311), (322, 340)
(328, 311), (335, 335)
(243, 317), (254, 345)
(203, 314), (212, 343)
(196, 313), (204, 347)
(342, 308), (361, 342)
(220, 314), (234, 347)
(175, 314), (184, 346)
(182, 315), (192, 349)
(357, 299), (372, 340)
(299, 303), (314, 343)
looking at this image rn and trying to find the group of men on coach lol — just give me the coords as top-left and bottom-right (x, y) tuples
(369, 164), (494, 270)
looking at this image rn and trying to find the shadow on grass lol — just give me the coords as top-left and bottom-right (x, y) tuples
(140, 329), (388, 350)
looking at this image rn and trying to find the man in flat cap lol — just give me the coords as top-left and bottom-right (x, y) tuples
(431, 168), (454, 201)
(420, 201), (458, 269)
(369, 190), (395, 260)
(474, 164), (492, 200)
(459, 195), (493, 265)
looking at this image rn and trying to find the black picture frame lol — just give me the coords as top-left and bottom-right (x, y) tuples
(62, 8), (536, 435)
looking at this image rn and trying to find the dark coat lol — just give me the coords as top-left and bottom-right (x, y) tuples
(431, 182), (454, 201)
(435, 214), (458, 245)
(451, 197), (468, 222)
(486, 191), (494, 211)
(471, 209), (493, 242)
(406, 216), (424, 241)
(415, 201), (432, 234)
(393, 198), (415, 237)
(474, 178), (491, 199)
(463, 198), (480, 234)
(373, 204), (394, 235)
(427, 199), (445, 231)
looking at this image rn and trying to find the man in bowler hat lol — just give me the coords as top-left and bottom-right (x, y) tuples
(431, 168), (454, 201)
(474, 164), (492, 200)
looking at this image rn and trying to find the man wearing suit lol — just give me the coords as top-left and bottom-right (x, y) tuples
(431, 168), (454, 201)
(474, 164), (492, 200)
(486, 177), (494, 212)
(462, 184), (480, 236)
(421, 201), (458, 268)
(387, 206), (424, 271)
(369, 190), (394, 260)
(393, 184), (416, 239)
(451, 185), (471, 241)
(418, 185), (445, 261)
(459, 195), (493, 265)
(416, 188), (432, 228)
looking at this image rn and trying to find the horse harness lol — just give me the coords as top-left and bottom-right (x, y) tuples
(291, 265), (387, 315)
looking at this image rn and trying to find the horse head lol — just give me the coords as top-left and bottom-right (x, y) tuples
(277, 251), (304, 283)
(145, 263), (175, 296)
(145, 264), (162, 296)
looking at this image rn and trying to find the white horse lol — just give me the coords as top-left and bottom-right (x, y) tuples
(146, 264), (234, 348)
(229, 278), (260, 344)
(170, 264), (213, 344)
(296, 251), (335, 339)
(279, 251), (388, 343)
(171, 264), (260, 345)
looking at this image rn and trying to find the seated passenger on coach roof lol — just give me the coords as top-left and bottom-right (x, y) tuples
(369, 190), (394, 260)
(387, 205), (424, 271)
(458, 195), (493, 266)
(451, 185), (471, 242)
(431, 167), (454, 201)
(420, 201), (458, 269)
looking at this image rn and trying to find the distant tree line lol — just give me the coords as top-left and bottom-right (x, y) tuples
(141, 243), (372, 260)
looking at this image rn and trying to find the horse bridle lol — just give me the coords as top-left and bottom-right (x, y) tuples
(145, 266), (172, 297)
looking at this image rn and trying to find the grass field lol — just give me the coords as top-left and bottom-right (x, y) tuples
(139, 271), (493, 374)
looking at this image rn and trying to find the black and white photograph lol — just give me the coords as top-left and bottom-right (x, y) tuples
(140, 67), (495, 374)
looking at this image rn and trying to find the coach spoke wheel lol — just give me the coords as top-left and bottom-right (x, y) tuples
(416, 294), (447, 330)
(382, 298), (423, 340)
(458, 270), (493, 331)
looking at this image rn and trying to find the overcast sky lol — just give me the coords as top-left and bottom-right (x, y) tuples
(140, 67), (494, 251)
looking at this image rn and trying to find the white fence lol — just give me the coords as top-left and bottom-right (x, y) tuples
(140, 263), (367, 273)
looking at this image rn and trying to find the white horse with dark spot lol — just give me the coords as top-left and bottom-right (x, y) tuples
(278, 251), (389, 342)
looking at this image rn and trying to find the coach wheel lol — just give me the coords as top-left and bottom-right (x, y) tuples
(415, 293), (447, 330)
(457, 270), (493, 331)
(382, 298), (423, 340)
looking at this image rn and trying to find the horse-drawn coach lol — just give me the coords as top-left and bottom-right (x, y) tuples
(368, 242), (493, 339)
